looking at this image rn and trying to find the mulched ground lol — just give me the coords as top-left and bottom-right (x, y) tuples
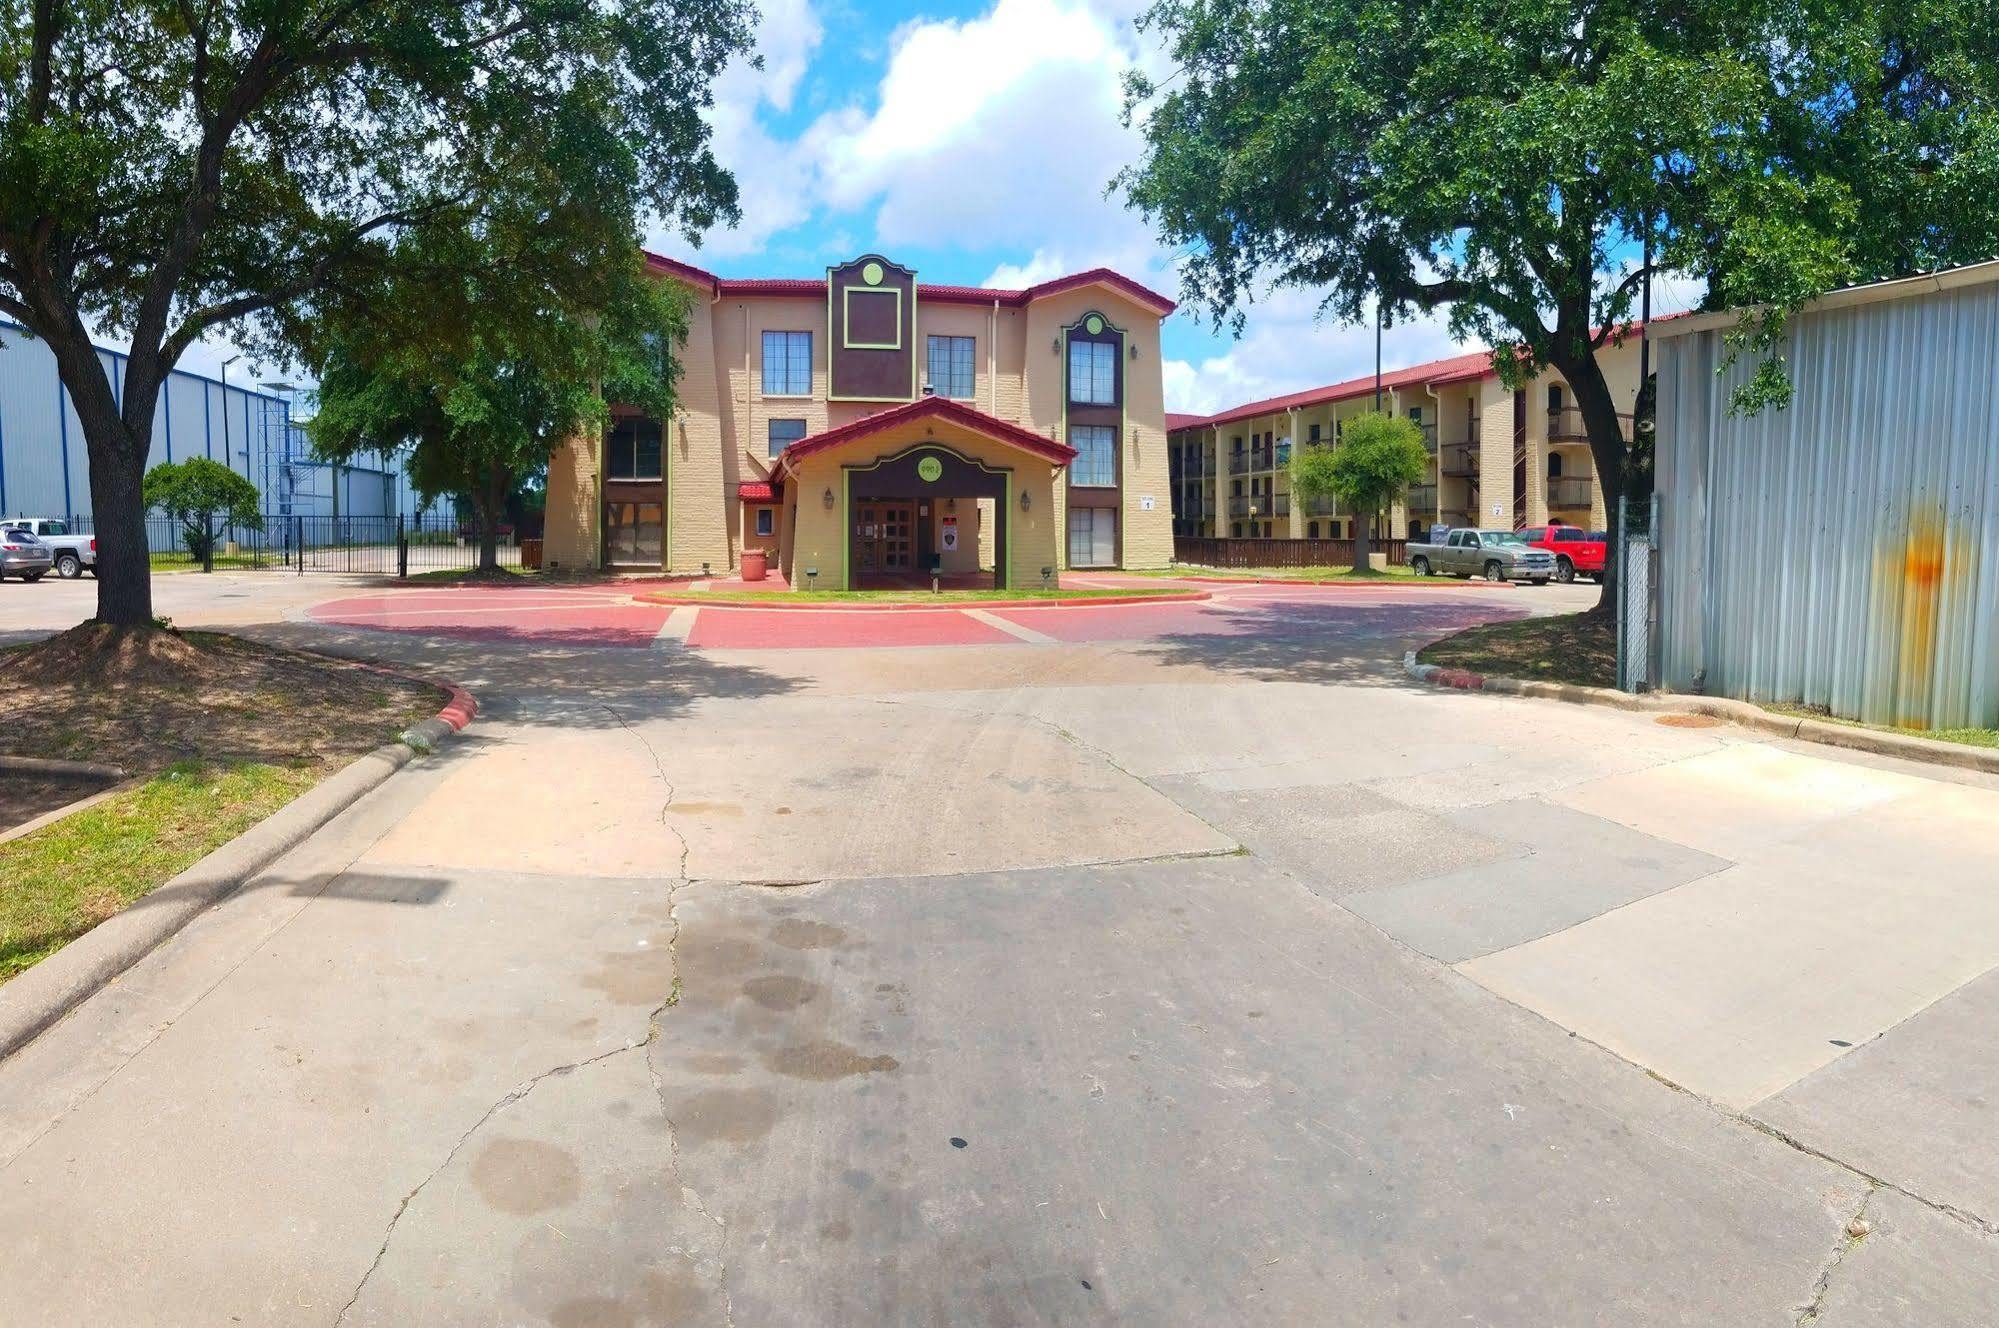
(0, 773), (117, 836)
(1417, 611), (1617, 689)
(0, 624), (445, 774)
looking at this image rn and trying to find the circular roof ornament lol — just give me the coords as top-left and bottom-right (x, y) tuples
(917, 455), (944, 483)
(862, 261), (884, 286)
(1085, 314), (1105, 335)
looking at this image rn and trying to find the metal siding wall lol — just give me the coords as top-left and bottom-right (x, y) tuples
(1656, 283), (1999, 730)
(0, 326), (72, 517)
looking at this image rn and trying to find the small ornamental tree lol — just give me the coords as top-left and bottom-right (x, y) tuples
(1290, 413), (1429, 574)
(142, 459), (262, 572)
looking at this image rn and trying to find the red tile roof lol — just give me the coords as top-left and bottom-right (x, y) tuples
(1164, 412), (1206, 432)
(775, 397), (1077, 472)
(737, 480), (782, 502)
(644, 253), (1176, 316)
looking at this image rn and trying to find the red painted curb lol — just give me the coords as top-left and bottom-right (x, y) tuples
(350, 659), (480, 731)
(632, 590), (1211, 612)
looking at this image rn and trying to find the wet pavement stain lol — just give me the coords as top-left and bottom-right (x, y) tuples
(669, 1086), (781, 1145)
(677, 933), (766, 987)
(669, 800), (745, 816)
(579, 935), (678, 1006)
(471, 1137), (583, 1216)
(548, 1267), (714, 1327)
(765, 1040), (901, 1081)
(769, 918), (848, 950)
(681, 1052), (749, 1075)
(743, 974), (822, 1011)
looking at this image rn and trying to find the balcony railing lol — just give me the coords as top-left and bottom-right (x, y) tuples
(1273, 493), (1291, 517)
(1304, 493), (1338, 517)
(1547, 476), (1598, 509)
(1548, 408), (1633, 443)
(1439, 443), (1480, 478)
(1417, 421), (1438, 452)
(1229, 447), (1276, 474)
(1404, 483), (1438, 511)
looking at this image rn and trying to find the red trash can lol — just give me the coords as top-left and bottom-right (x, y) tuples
(741, 548), (769, 581)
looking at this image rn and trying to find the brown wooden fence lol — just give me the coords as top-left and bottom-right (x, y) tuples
(1173, 536), (1409, 569)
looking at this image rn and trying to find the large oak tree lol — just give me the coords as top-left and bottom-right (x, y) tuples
(1121, 0), (1999, 608)
(1, 0), (753, 624)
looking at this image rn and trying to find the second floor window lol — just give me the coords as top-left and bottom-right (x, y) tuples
(605, 417), (662, 479)
(1069, 339), (1117, 405)
(927, 335), (976, 399)
(762, 330), (812, 395)
(1071, 424), (1116, 486)
(768, 418), (807, 458)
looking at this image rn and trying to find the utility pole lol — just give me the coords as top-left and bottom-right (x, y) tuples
(1373, 298), (1384, 411)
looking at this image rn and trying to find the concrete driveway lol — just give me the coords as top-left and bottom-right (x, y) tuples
(0, 572), (1993, 1325)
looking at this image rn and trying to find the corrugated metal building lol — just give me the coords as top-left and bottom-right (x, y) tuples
(0, 320), (416, 524)
(1654, 262), (1999, 731)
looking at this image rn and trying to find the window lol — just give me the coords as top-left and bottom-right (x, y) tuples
(1068, 507), (1117, 566)
(605, 418), (662, 479)
(755, 508), (775, 537)
(1231, 522), (1242, 537)
(1308, 521), (1320, 539)
(1070, 424), (1116, 487)
(767, 418), (807, 458)
(1308, 423), (1321, 443)
(1068, 338), (1117, 405)
(1548, 384), (1565, 411)
(926, 335), (976, 399)
(1548, 453), (1564, 478)
(761, 330), (812, 395)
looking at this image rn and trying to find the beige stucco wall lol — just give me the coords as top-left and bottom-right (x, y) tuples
(782, 420), (1059, 590)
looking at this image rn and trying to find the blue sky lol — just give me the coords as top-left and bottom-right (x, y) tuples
(646, 0), (1492, 415)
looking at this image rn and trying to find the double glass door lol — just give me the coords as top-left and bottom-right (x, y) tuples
(605, 499), (663, 566)
(855, 501), (915, 575)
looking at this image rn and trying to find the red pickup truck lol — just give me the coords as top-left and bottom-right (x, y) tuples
(1517, 523), (1606, 583)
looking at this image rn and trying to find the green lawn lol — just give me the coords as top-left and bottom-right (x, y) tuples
(0, 761), (315, 981)
(1417, 612), (1616, 689)
(150, 553), (269, 572)
(1761, 703), (1999, 750)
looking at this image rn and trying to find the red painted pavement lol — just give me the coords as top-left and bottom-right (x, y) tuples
(685, 607), (1018, 649)
(311, 587), (673, 648)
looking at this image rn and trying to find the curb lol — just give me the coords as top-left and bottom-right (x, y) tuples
(0, 679), (478, 1063)
(1168, 571), (1517, 590)
(631, 590), (1210, 612)
(1402, 650), (1999, 775)
(0, 755), (127, 779)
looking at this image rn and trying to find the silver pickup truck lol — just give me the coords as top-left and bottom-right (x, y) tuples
(1406, 528), (1555, 584)
(1, 518), (94, 578)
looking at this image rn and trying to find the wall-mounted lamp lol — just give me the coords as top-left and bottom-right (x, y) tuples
(946, 497), (957, 513)
(1019, 490), (1032, 512)
(822, 486), (835, 509)
(1051, 337), (1061, 355)
(1129, 343), (1140, 361)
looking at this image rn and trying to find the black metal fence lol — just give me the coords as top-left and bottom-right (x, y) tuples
(32, 512), (525, 576)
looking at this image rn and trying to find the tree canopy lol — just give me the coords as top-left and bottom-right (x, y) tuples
(1290, 413), (1430, 573)
(142, 457), (262, 569)
(1122, 0), (1999, 601)
(308, 250), (689, 572)
(1, 0), (754, 623)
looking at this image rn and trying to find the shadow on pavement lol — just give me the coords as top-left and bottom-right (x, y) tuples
(1126, 597), (1533, 685)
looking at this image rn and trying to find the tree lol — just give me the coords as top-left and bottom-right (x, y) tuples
(309, 255), (687, 573)
(1290, 414), (1429, 575)
(1, 1), (753, 626)
(142, 458), (262, 572)
(1121, 0), (1999, 610)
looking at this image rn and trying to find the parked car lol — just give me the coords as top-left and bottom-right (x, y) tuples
(0, 527), (53, 582)
(1, 518), (95, 578)
(1516, 522), (1606, 583)
(1406, 528), (1555, 584)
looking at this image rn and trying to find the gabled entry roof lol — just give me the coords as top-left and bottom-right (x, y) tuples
(774, 397), (1079, 475)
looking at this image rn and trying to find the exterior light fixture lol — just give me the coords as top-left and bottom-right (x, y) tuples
(822, 487), (835, 509)
(1129, 344), (1139, 360)
(1051, 337), (1061, 355)
(1019, 490), (1032, 512)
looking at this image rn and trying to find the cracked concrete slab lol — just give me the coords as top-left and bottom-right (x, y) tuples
(1754, 963), (1999, 1226)
(1805, 1189), (1999, 1327)
(1342, 798), (1731, 962)
(647, 858), (1857, 1326)
(339, 1047), (725, 1326)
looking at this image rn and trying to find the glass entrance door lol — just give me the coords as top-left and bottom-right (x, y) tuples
(855, 501), (915, 576)
(605, 500), (663, 566)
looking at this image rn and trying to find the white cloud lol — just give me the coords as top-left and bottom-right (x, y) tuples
(1162, 288), (1483, 416)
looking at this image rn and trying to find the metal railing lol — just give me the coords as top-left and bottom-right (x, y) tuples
(1439, 444), (1480, 477)
(41, 511), (532, 576)
(1549, 408), (1633, 443)
(1547, 477), (1598, 509)
(1404, 483), (1438, 510)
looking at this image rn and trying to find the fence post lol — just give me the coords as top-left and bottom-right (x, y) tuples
(397, 513), (408, 579)
(295, 515), (304, 576)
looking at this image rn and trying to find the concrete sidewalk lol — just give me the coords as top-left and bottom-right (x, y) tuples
(0, 576), (1992, 1324)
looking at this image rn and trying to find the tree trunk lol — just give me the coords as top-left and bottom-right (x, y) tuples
(1352, 510), (1372, 575)
(46, 330), (158, 625)
(1550, 348), (1628, 615)
(475, 460), (509, 573)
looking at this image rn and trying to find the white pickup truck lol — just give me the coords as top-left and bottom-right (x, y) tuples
(1405, 528), (1555, 584)
(1, 518), (95, 579)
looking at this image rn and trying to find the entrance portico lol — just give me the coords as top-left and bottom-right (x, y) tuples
(773, 397), (1075, 591)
